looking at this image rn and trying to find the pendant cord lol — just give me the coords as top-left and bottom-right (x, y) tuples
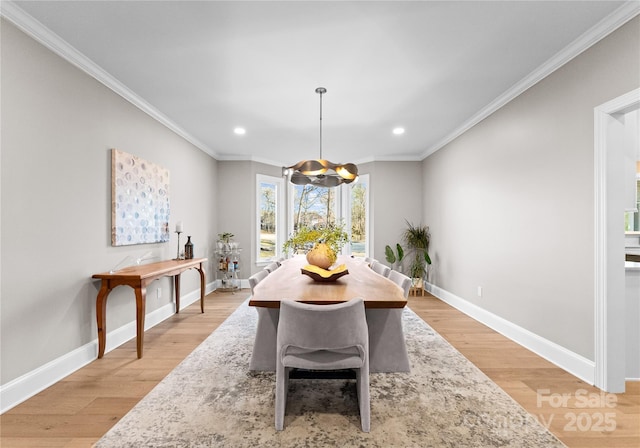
(319, 91), (323, 160)
(284, 87), (357, 187)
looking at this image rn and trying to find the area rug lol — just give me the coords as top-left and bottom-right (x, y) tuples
(94, 300), (565, 447)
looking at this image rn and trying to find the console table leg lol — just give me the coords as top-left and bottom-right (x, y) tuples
(135, 286), (146, 359)
(174, 274), (181, 313)
(198, 265), (205, 313)
(96, 282), (110, 359)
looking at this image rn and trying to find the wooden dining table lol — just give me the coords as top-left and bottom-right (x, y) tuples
(248, 255), (410, 373)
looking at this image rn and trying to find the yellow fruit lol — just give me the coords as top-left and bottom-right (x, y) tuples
(306, 242), (337, 269)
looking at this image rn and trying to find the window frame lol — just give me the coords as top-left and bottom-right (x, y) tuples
(256, 174), (285, 264)
(288, 183), (340, 234)
(342, 174), (370, 258)
(624, 174), (640, 233)
(286, 174), (370, 258)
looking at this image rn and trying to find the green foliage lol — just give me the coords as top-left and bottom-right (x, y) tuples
(218, 232), (234, 243)
(385, 245), (396, 264)
(283, 222), (349, 255)
(403, 220), (430, 250)
(402, 220), (431, 279)
(385, 243), (404, 264)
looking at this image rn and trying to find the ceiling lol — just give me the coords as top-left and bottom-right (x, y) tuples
(4, 1), (635, 166)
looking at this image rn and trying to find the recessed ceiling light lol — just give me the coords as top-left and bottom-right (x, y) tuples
(234, 127), (246, 135)
(392, 127), (405, 135)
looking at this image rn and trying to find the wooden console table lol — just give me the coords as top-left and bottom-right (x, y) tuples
(92, 258), (207, 359)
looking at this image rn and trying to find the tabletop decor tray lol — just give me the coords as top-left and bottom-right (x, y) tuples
(301, 264), (349, 282)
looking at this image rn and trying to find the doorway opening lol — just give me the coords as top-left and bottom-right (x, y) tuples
(594, 88), (640, 392)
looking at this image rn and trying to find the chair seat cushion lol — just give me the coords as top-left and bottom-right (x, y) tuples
(282, 346), (365, 370)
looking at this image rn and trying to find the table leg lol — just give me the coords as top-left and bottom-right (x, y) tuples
(198, 264), (205, 313)
(174, 274), (181, 313)
(96, 281), (111, 359)
(135, 286), (147, 359)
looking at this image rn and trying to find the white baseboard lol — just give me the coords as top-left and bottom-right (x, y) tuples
(0, 282), (217, 414)
(0, 339), (97, 415)
(424, 283), (596, 385)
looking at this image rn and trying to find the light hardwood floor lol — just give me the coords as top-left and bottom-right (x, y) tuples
(1, 291), (638, 447)
(408, 294), (639, 448)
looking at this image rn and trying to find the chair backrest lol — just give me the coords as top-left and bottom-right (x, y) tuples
(264, 261), (280, 273)
(248, 269), (269, 294)
(370, 260), (391, 278)
(277, 298), (368, 355)
(388, 270), (412, 298)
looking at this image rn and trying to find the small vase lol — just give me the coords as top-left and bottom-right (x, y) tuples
(306, 243), (335, 270)
(185, 236), (194, 259)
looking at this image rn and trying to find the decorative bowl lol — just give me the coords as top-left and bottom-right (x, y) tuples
(301, 264), (349, 282)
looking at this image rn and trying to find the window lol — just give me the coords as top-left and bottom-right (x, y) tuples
(624, 176), (640, 233)
(349, 175), (369, 257)
(290, 184), (337, 231)
(257, 175), (284, 262)
(287, 174), (370, 257)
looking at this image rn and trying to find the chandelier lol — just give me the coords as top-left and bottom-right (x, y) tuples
(283, 87), (358, 187)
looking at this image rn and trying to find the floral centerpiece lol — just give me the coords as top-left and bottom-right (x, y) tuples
(283, 222), (349, 269)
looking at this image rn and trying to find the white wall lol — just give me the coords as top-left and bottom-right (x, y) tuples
(217, 161), (281, 277)
(623, 109), (639, 211)
(0, 20), (218, 385)
(422, 17), (639, 361)
(365, 161), (424, 265)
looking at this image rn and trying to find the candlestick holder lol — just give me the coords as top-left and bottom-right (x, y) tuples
(175, 231), (183, 260)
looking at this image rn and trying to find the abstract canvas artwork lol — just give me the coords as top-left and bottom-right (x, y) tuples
(111, 149), (170, 246)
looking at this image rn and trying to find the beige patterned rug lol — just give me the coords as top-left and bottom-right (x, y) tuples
(94, 300), (565, 447)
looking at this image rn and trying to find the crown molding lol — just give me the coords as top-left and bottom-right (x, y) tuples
(216, 154), (285, 167)
(3, 0), (637, 164)
(214, 153), (423, 168)
(357, 154), (423, 163)
(0, 1), (220, 159)
(421, 0), (640, 159)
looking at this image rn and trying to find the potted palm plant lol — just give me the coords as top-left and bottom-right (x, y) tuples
(402, 220), (431, 287)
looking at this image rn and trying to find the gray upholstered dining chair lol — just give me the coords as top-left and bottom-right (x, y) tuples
(370, 260), (391, 278)
(388, 270), (412, 298)
(275, 298), (370, 432)
(264, 261), (280, 273)
(248, 270), (269, 294)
